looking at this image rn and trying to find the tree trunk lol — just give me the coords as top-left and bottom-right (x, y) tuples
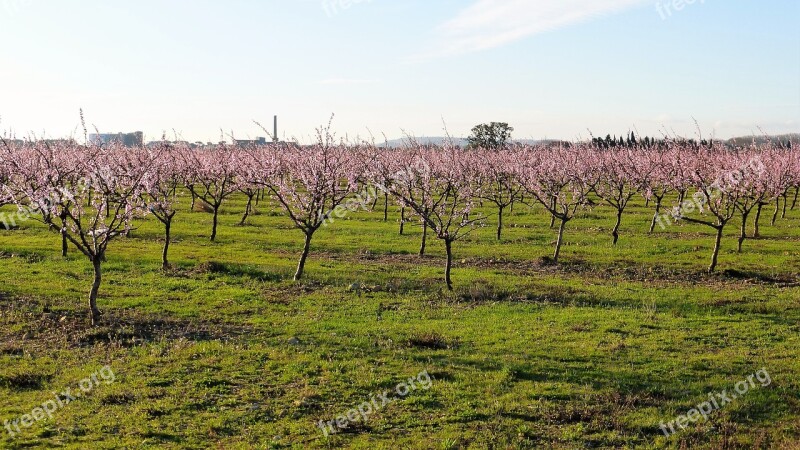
(554, 218), (568, 263)
(678, 190), (686, 205)
(496, 205), (504, 240)
(294, 232), (313, 281)
(792, 187), (799, 210)
(781, 193), (788, 219)
(399, 207), (405, 235)
(60, 212), (68, 256)
(239, 195), (253, 226)
(709, 225), (724, 273)
(370, 194), (379, 211)
(645, 197), (650, 208)
(444, 239), (453, 291)
(89, 256), (102, 326)
(211, 205), (219, 241)
(419, 220), (427, 256)
(190, 191), (197, 210)
(549, 199), (557, 228)
(612, 208), (623, 246)
(649, 196), (663, 233)
(383, 192), (389, 222)
(737, 210), (749, 253)
(771, 197), (779, 226)
(162, 219), (172, 270)
(754, 203), (763, 237)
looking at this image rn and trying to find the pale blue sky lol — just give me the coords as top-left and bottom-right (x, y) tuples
(1, 0), (798, 143)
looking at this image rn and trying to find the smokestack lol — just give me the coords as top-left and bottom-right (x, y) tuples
(273, 115), (278, 143)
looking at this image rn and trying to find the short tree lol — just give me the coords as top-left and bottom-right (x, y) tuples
(182, 145), (240, 241)
(247, 134), (364, 281)
(140, 143), (183, 269)
(516, 145), (594, 263)
(591, 147), (649, 245)
(8, 143), (152, 325)
(382, 145), (483, 290)
(672, 148), (752, 273)
(471, 148), (523, 240)
(1, 140), (82, 255)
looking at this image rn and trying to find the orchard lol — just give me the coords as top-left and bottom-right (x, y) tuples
(1, 135), (797, 325)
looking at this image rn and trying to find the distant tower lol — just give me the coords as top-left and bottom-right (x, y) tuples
(273, 115), (279, 143)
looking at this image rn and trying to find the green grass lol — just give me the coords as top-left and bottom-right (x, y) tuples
(1, 192), (799, 449)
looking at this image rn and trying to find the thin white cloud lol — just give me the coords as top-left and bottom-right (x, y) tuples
(320, 78), (379, 85)
(419, 0), (647, 59)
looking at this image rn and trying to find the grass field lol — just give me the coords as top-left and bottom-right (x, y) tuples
(1, 192), (799, 449)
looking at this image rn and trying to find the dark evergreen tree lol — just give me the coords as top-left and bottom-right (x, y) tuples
(467, 122), (514, 150)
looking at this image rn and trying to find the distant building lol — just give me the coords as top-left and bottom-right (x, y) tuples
(146, 140), (202, 149)
(234, 137), (267, 147)
(88, 131), (144, 147)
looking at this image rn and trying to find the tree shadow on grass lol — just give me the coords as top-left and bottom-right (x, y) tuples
(190, 261), (285, 282)
(0, 372), (53, 390)
(0, 297), (254, 352)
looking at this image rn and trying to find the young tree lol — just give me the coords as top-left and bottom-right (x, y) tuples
(247, 135), (363, 281)
(672, 148), (752, 273)
(381, 145), (483, 290)
(0, 140), (17, 228)
(515, 145), (594, 263)
(642, 149), (674, 233)
(1, 140), (81, 256)
(591, 147), (648, 245)
(182, 145), (240, 241)
(237, 183), (260, 226)
(732, 151), (769, 253)
(8, 143), (152, 325)
(140, 143), (183, 269)
(791, 163), (800, 211)
(773, 147), (796, 222)
(472, 148), (523, 240)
